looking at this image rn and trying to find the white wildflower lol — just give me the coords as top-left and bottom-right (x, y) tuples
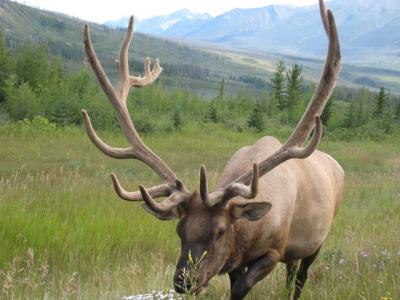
(123, 289), (183, 300)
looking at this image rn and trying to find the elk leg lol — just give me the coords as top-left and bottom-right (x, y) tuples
(229, 268), (244, 289)
(293, 247), (321, 300)
(286, 260), (299, 288)
(230, 250), (280, 300)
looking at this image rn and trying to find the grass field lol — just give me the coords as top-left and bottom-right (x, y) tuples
(0, 123), (399, 299)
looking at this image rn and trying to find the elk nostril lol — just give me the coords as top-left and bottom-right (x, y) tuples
(174, 280), (189, 294)
(174, 269), (192, 294)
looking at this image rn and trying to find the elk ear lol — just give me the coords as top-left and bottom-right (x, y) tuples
(229, 202), (272, 222)
(141, 204), (182, 221)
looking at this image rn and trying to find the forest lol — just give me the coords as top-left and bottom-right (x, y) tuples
(0, 31), (399, 141)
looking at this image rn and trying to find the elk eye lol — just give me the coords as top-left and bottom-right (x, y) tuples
(217, 228), (226, 239)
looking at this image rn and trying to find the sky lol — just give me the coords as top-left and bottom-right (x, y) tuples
(13, 0), (320, 23)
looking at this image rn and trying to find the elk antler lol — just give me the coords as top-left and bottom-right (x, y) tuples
(82, 16), (189, 212)
(200, 164), (259, 208)
(202, 0), (340, 208)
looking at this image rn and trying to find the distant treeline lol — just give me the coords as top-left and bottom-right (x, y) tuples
(4, 35), (84, 62)
(0, 32), (399, 141)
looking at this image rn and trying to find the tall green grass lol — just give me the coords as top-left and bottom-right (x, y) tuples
(0, 124), (399, 299)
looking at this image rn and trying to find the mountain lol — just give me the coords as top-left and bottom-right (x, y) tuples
(106, 6), (300, 40)
(177, 6), (301, 41)
(107, 0), (400, 70)
(105, 9), (212, 35)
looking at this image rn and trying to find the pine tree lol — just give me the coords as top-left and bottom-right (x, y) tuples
(271, 60), (286, 111)
(355, 99), (366, 127)
(373, 87), (387, 119)
(266, 98), (274, 118)
(0, 30), (11, 104)
(50, 99), (68, 126)
(381, 111), (393, 134)
(206, 79), (225, 123)
(286, 64), (303, 123)
(343, 102), (355, 128)
(247, 101), (265, 132)
(216, 79), (225, 101)
(206, 101), (218, 123)
(321, 96), (335, 126)
(49, 56), (64, 86)
(394, 99), (400, 122)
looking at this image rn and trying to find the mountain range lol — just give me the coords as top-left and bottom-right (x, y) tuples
(106, 0), (400, 69)
(106, 9), (212, 36)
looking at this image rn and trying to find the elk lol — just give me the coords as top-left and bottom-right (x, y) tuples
(81, 0), (343, 299)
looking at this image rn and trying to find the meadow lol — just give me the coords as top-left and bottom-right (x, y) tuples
(0, 121), (399, 300)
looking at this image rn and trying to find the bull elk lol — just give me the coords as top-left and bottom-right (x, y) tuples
(81, 0), (343, 299)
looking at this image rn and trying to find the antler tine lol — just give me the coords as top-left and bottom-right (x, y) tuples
(129, 57), (163, 87)
(226, 163), (259, 199)
(139, 185), (186, 214)
(200, 165), (211, 206)
(200, 165), (225, 208)
(319, 0), (329, 36)
(111, 173), (172, 201)
(202, 164), (259, 208)
(83, 25), (119, 107)
(287, 116), (323, 159)
(82, 110), (133, 159)
(116, 16), (134, 100)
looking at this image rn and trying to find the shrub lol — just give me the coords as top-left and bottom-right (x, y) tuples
(0, 116), (57, 137)
(5, 82), (42, 120)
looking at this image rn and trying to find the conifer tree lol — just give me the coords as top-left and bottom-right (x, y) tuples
(49, 56), (64, 86)
(373, 87), (387, 119)
(207, 101), (218, 123)
(50, 99), (68, 126)
(321, 96), (335, 126)
(381, 111), (393, 133)
(206, 79), (225, 123)
(394, 99), (400, 122)
(286, 64), (303, 123)
(247, 101), (265, 132)
(343, 102), (355, 128)
(0, 30), (11, 104)
(271, 60), (286, 111)
(217, 79), (225, 102)
(355, 99), (367, 127)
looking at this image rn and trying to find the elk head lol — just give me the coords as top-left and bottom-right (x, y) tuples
(81, 0), (340, 295)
